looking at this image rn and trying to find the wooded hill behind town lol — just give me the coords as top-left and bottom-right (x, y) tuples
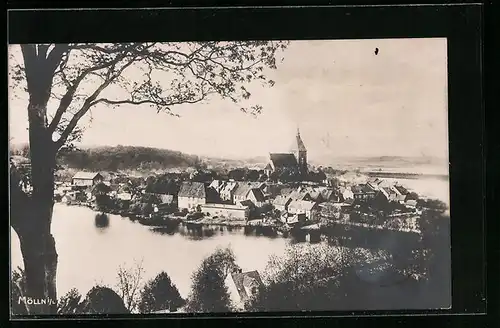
(9, 144), (267, 173)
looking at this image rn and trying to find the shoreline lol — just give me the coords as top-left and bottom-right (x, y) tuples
(57, 202), (423, 242)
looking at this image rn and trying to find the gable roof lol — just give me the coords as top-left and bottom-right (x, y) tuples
(320, 189), (335, 200)
(230, 270), (264, 301)
(248, 188), (266, 202)
(178, 181), (206, 199)
(393, 185), (409, 195)
(221, 181), (238, 193)
(280, 187), (294, 196)
(73, 171), (101, 180)
(273, 195), (292, 206)
(288, 190), (310, 201)
(288, 199), (317, 211)
(234, 183), (254, 198)
(269, 153), (298, 169)
(362, 184), (376, 193)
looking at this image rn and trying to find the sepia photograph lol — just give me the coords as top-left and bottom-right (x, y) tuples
(9, 38), (451, 316)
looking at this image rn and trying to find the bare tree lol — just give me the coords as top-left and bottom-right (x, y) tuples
(115, 259), (145, 313)
(8, 41), (288, 314)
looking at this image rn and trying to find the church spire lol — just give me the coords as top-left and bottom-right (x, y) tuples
(295, 127), (306, 152)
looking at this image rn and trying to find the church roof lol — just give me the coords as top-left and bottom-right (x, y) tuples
(269, 153), (298, 168)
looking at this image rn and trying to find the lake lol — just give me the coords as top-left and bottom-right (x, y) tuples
(10, 204), (291, 299)
(10, 176), (450, 303)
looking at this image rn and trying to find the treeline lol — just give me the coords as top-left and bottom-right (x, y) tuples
(56, 146), (205, 172)
(10, 143), (204, 172)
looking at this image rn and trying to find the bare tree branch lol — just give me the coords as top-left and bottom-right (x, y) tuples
(53, 55), (138, 149)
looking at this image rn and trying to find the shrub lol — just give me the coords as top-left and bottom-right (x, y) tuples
(138, 271), (184, 313)
(80, 286), (129, 314)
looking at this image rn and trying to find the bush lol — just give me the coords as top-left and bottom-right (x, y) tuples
(138, 271), (184, 313)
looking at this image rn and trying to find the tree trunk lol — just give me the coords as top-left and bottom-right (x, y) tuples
(10, 44), (67, 315)
(11, 130), (58, 314)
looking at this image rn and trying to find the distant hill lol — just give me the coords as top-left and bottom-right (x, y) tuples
(56, 145), (205, 172)
(10, 142), (447, 175)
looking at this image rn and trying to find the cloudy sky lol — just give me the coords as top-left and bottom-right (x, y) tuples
(9, 38), (448, 162)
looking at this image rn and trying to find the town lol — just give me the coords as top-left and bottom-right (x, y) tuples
(10, 129), (427, 245)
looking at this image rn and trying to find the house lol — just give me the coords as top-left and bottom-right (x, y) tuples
(116, 192), (133, 201)
(392, 185), (409, 202)
(178, 182), (206, 211)
(405, 199), (418, 209)
(351, 184), (376, 201)
(209, 180), (226, 193)
(233, 183), (255, 205)
(306, 189), (324, 203)
(246, 188), (266, 207)
(200, 203), (250, 220)
(154, 193), (175, 205)
(220, 181), (238, 203)
(366, 177), (384, 190)
(273, 195), (292, 212)
(288, 188), (312, 201)
(225, 269), (264, 311)
(287, 199), (318, 219)
(72, 172), (103, 187)
(379, 186), (399, 202)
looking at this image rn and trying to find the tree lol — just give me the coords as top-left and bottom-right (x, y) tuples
(246, 244), (369, 312)
(138, 271), (184, 313)
(91, 181), (111, 196)
(9, 41), (288, 314)
(115, 260), (145, 313)
(57, 288), (83, 314)
(80, 285), (129, 314)
(185, 247), (240, 313)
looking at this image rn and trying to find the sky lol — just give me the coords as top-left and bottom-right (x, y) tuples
(8, 38), (449, 162)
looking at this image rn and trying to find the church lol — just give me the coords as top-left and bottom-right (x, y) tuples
(264, 128), (308, 177)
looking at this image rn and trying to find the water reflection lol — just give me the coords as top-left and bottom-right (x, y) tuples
(94, 213), (110, 229)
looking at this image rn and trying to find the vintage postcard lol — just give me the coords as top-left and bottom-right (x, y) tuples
(9, 38), (451, 315)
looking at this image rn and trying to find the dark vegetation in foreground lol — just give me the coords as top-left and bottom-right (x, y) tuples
(11, 203), (450, 314)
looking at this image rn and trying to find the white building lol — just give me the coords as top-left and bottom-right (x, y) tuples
(178, 181), (206, 211)
(71, 172), (103, 187)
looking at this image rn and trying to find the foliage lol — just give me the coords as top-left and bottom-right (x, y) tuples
(10, 267), (28, 315)
(247, 244), (365, 311)
(417, 198), (448, 212)
(80, 285), (129, 314)
(115, 260), (146, 313)
(138, 271), (184, 313)
(57, 288), (83, 314)
(228, 168), (246, 181)
(92, 182), (111, 196)
(95, 194), (113, 211)
(185, 247), (240, 313)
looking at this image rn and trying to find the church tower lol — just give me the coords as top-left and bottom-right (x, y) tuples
(295, 128), (308, 175)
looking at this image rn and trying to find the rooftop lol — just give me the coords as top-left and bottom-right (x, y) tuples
(72, 171), (101, 180)
(178, 181), (206, 199)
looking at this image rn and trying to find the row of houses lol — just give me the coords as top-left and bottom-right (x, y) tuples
(64, 171), (419, 222)
(343, 178), (416, 205)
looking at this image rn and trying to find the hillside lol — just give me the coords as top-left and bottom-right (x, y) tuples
(56, 145), (204, 172)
